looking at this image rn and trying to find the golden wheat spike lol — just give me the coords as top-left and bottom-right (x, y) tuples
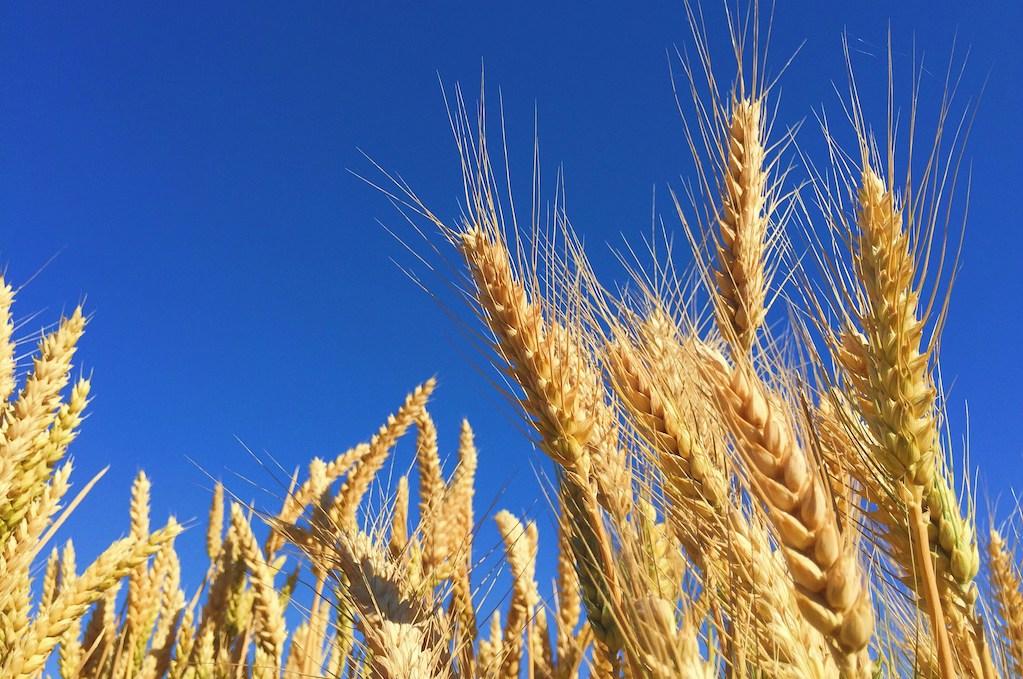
(0, 308), (85, 538)
(444, 419), (478, 568)
(56, 541), (83, 678)
(988, 529), (1023, 675)
(166, 605), (195, 679)
(205, 480), (224, 563)
(714, 96), (771, 356)
(495, 511), (539, 679)
(331, 530), (443, 678)
(478, 609), (502, 673)
(4, 521), (181, 678)
(700, 347), (873, 676)
(0, 278), (16, 405)
(445, 421), (479, 674)
(415, 409), (448, 575)
(605, 330), (729, 578)
(230, 503), (286, 678)
(332, 379), (435, 531)
(389, 474), (410, 560)
(123, 472), (153, 657)
(140, 540), (184, 679)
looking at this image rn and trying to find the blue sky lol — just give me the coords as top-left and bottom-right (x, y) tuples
(3, 1), (1022, 593)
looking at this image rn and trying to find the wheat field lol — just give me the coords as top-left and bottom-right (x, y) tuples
(1, 3), (1020, 678)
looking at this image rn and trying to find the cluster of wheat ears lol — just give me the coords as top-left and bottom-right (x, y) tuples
(2, 5), (1021, 679)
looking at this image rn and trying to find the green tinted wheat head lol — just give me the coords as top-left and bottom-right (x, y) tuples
(815, 108), (990, 674)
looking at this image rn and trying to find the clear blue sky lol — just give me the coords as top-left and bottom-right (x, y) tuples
(3, 2), (1021, 591)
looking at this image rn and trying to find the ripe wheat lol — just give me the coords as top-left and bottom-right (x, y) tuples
(2, 4), (1020, 679)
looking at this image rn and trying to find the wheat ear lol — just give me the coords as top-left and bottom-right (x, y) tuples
(988, 528), (1023, 675)
(459, 225), (626, 660)
(714, 96), (773, 355)
(606, 329), (728, 527)
(389, 474), (410, 560)
(331, 379), (435, 531)
(141, 539), (184, 679)
(494, 511), (539, 679)
(415, 410), (445, 573)
(0, 307), (85, 537)
(611, 312), (831, 675)
(0, 278), (15, 405)
(229, 504), (286, 678)
(531, 605), (555, 678)
(702, 349), (873, 676)
(839, 165), (983, 675)
(459, 227), (597, 477)
(478, 610), (503, 673)
(330, 531), (445, 679)
(55, 542), (83, 677)
(4, 521), (181, 678)
(206, 481), (224, 562)
(447, 419), (479, 675)
(121, 471), (157, 675)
